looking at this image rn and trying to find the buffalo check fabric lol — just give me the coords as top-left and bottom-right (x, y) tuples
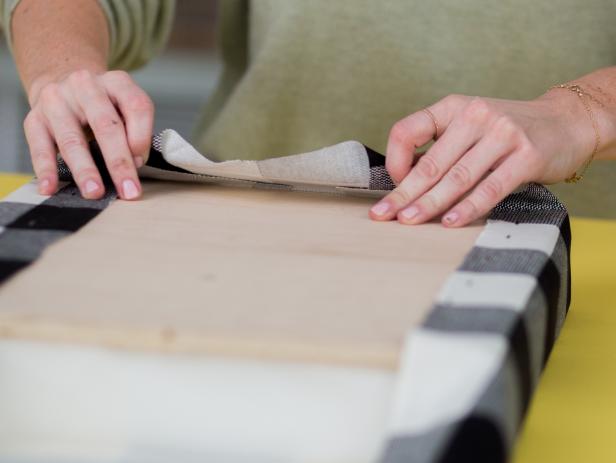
(382, 184), (570, 463)
(0, 131), (571, 463)
(0, 181), (115, 284)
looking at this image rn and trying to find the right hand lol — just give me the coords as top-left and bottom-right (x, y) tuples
(24, 69), (154, 200)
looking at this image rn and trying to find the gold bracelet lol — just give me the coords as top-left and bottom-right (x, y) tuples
(548, 83), (604, 183)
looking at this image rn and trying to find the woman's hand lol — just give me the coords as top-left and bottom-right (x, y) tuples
(24, 69), (154, 200)
(370, 92), (599, 227)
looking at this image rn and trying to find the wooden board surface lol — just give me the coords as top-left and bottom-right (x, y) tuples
(0, 181), (483, 368)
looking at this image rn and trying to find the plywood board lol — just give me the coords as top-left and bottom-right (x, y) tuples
(0, 181), (483, 368)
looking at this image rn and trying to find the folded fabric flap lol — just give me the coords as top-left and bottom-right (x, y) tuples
(57, 129), (396, 192)
(488, 183), (572, 312)
(152, 130), (265, 182)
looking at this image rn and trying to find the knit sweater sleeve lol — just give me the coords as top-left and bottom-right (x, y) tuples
(0, 0), (20, 49)
(0, 0), (175, 70)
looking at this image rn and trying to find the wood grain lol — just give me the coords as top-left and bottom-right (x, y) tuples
(0, 181), (484, 368)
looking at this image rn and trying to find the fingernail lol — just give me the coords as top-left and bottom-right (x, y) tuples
(85, 179), (100, 195)
(39, 178), (50, 193)
(371, 202), (391, 217)
(443, 211), (459, 225)
(400, 206), (419, 221)
(134, 156), (144, 169)
(122, 179), (140, 200)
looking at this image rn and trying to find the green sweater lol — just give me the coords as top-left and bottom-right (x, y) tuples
(2, 0), (615, 218)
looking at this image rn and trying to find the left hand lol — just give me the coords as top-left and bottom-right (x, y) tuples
(369, 93), (594, 227)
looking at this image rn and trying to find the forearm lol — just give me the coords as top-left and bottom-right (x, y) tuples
(11, 0), (110, 104)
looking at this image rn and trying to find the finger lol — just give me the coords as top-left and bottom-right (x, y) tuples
(70, 71), (142, 200)
(371, 106), (485, 222)
(40, 86), (105, 199)
(385, 94), (469, 184)
(397, 126), (516, 224)
(23, 111), (59, 195)
(386, 110), (439, 185)
(103, 71), (154, 167)
(441, 154), (529, 227)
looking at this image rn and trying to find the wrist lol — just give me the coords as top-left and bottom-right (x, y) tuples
(537, 84), (616, 162)
(536, 88), (595, 161)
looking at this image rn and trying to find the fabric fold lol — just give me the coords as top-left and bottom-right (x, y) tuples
(57, 130), (395, 196)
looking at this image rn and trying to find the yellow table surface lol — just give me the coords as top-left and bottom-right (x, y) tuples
(1, 174), (615, 462)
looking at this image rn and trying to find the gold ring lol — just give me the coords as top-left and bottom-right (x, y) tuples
(422, 108), (440, 140)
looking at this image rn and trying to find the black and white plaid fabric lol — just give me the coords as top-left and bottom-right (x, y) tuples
(0, 131), (570, 463)
(382, 183), (570, 463)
